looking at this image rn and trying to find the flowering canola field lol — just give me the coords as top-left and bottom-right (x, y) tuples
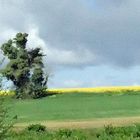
(1, 86), (140, 96)
(0, 90), (15, 96)
(48, 86), (140, 94)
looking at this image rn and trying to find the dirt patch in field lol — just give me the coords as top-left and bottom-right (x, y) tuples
(14, 116), (140, 130)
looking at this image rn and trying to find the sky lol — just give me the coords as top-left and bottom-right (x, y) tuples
(0, 0), (140, 88)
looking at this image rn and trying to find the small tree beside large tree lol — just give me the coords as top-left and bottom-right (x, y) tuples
(0, 33), (48, 99)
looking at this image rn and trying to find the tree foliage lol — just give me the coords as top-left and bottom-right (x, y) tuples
(0, 33), (48, 99)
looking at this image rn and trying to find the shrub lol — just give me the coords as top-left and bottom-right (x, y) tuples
(97, 125), (140, 140)
(56, 129), (73, 138)
(27, 124), (46, 132)
(55, 129), (87, 140)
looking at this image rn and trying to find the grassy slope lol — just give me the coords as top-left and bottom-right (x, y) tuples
(9, 93), (140, 123)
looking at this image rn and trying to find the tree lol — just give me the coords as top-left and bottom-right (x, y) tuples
(0, 33), (48, 99)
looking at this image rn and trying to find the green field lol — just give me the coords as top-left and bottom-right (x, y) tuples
(8, 92), (140, 123)
(5, 92), (140, 139)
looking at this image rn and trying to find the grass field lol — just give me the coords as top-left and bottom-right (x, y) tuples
(8, 92), (140, 123)
(5, 91), (140, 139)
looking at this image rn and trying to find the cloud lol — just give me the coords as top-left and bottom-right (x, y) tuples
(26, 25), (96, 67)
(0, 0), (140, 68)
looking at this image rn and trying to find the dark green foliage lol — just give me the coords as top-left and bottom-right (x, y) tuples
(0, 33), (48, 99)
(27, 124), (46, 132)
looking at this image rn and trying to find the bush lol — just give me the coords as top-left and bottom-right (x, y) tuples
(27, 124), (46, 132)
(97, 125), (140, 140)
(56, 129), (73, 138)
(55, 129), (87, 140)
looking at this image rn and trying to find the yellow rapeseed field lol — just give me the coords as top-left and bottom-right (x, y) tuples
(47, 86), (140, 94)
(1, 86), (140, 96)
(0, 90), (15, 96)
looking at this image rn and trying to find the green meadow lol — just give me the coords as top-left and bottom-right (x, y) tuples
(8, 92), (140, 123)
(4, 92), (140, 140)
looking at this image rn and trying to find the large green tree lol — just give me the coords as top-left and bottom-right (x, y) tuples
(0, 33), (48, 99)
